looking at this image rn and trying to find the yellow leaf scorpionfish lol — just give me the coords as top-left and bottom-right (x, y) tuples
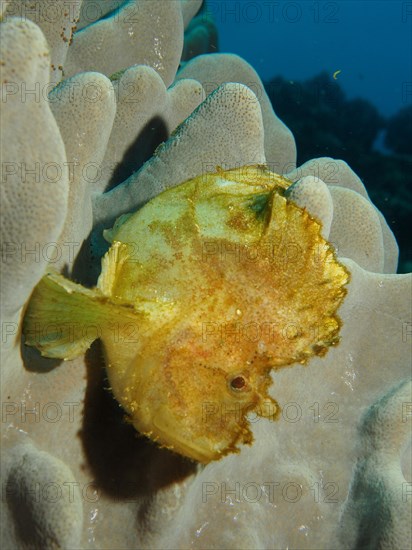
(23, 166), (349, 463)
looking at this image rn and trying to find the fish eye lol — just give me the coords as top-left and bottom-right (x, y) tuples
(229, 375), (248, 391)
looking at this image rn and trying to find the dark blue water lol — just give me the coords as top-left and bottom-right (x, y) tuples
(210, 0), (412, 117)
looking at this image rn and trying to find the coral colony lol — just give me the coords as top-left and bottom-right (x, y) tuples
(1, 2), (411, 549)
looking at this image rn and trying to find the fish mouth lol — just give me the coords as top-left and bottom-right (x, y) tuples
(147, 407), (240, 464)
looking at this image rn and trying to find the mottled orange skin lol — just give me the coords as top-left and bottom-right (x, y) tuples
(99, 166), (349, 462)
(24, 166), (349, 463)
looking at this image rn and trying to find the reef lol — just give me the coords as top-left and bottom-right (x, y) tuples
(385, 105), (412, 156)
(1, 1), (411, 549)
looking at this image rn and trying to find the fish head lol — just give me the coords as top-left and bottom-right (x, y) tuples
(120, 312), (279, 464)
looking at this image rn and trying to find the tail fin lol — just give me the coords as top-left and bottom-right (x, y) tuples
(23, 270), (139, 360)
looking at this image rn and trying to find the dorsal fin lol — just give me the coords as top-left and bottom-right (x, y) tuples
(97, 241), (131, 298)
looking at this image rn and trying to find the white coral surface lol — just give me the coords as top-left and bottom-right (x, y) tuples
(1, 2), (411, 549)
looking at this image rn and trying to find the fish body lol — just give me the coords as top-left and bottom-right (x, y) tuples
(24, 166), (349, 463)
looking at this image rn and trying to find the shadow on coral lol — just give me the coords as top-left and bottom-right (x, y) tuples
(70, 229), (106, 288)
(21, 336), (62, 373)
(80, 341), (197, 500)
(106, 116), (169, 192)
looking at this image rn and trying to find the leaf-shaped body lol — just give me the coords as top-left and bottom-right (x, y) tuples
(24, 165), (349, 463)
(97, 166), (349, 462)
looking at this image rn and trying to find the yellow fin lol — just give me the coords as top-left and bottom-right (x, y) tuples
(23, 269), (139, 360)
(97, 241), (131, 299)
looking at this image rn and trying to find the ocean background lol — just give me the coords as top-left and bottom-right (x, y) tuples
(210, 0), (411, 117)
(206, 0), (412, 272)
